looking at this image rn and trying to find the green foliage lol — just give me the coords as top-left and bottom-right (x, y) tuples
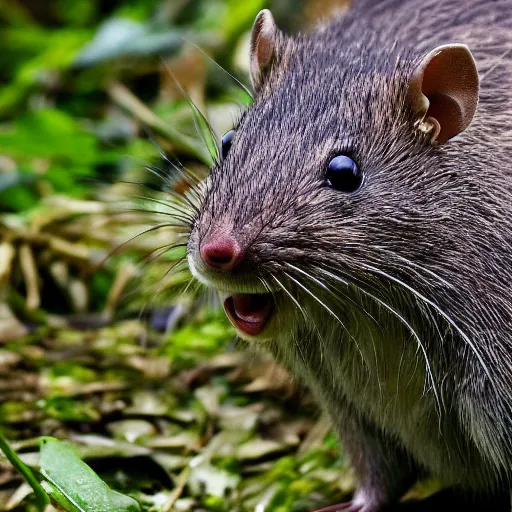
(223, 0), (267, 40)
(0, 108), (119, 211)
(0, 433), (49, 512)
(0, 434), (141, 512)
(41, 398), (101, 422)
(164, 315), (235, 363)
(40, 437), (140, 512)
(0, 109), (101, 162)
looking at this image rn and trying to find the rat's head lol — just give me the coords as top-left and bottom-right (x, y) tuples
(187, 10), (480, 342)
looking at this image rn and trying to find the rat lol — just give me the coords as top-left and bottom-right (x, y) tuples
(185, 0), (512, 510)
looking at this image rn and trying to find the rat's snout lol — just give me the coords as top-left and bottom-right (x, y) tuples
(200, 235), (244, 271)
(190, 223), (279, 340)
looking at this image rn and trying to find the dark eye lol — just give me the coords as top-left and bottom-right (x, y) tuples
(326, 155), (364, 192)
(221, 129), (235, 159)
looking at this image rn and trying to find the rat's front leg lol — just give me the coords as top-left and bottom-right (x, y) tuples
(315, 405), (419, 512)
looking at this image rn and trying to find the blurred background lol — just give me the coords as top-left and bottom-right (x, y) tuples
(0, 1), (370, 511)
(0, 0), (350, 332)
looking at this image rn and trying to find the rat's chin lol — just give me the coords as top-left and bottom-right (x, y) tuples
(223, 293), (274, 338)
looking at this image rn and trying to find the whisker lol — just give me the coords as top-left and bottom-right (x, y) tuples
(145, 130), (202, 186)
(117, 208), (191, 222)
(284, 263), (371, 363)
(360, 262), (494, 388)
(268, 274), (310, 365)
(357, 244), (455, 289)
(270, 273), (327, 365)
(178, 274), (197, 298)
(130, 193), (190, 214)
(313, 265), (381, 327)
(96, 223), (187, 271)
(140, 160), (174, 188)
(309, 263), (443, 417)
(140, 242), (188, 267)
(129, 195), (195, 224)
(137, 258), (190, 333)
(116, 177), (201, 216)
(160, 59), (219, 165)
(183, 39), (254, 101)
(282, 268), (367, 367)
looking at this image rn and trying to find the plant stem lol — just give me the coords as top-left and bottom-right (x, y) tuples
(0, 432), (50, 512)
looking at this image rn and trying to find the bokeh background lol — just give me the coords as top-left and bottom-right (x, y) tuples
(0, 1), (408, 511)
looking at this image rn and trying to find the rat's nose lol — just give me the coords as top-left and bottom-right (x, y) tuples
(200, 236), (242, 271)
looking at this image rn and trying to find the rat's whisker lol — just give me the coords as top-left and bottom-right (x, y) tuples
(115, 199), (195, 224)
(129, 196), (195, 224)
(178, 273), (197, 298)
(312, 265), (381, 327)
(357, 244), (455, 290)
(270, 273), (327, 364)
(98, 223), (188, 270)
(285, 262), (374, 361)
(183, 38), (254, 101)
(139, 241), (188, 267)
(360, 262), (495, 390)
(282, 268), (367, 368)
(145, 130), (202, 186)
(125, 173), (202, 216)
(137, 259), (190, 332)
(160, 59), (219, 165)
(316, 265), (443, 419)
(107, 208), (189, 227)
(130, 193), (189, 214)
(117, 207), (191, 222)
(141, 161), (174, 188)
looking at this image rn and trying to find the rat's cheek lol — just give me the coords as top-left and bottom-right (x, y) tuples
(186, 228), (199, 263)
(186, 229), (212, 285)
(186, 245), (207, 285)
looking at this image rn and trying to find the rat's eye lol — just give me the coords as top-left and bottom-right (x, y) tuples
(326, 155), (363, 192)
(221, 130), (235, 159)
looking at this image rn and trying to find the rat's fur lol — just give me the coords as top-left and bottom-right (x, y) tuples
(188, 0), (512, 509)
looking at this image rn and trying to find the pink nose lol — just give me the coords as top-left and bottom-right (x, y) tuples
(200, 237), (242, 271)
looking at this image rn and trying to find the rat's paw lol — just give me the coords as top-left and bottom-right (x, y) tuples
(313, 492), (388, 512)
(313, 502), (358, 512)
(312, 501), (364, 512)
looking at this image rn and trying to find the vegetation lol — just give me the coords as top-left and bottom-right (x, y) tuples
(0, 1), (360, 510)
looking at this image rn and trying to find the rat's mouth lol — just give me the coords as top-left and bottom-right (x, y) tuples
(224, 293), (273, 336)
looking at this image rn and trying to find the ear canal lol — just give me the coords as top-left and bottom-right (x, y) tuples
(407, 44), (479, 144)
(250, 9), (280, 91)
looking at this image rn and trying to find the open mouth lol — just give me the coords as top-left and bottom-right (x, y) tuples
(224, 293), (273, 336)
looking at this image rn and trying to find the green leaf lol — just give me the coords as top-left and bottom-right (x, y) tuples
(0, 182), (39, 212)
(73, 18), (188, 68)
(0, 109), (94, 162)
(224, 0), (267, 40)
(0, 432), (50, 512)
(188, 99), (219, 166)
(0, 27), (90, 115)
(40, 437), (141, 512)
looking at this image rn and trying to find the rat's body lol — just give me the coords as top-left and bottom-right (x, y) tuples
(187, 0), (512, 509)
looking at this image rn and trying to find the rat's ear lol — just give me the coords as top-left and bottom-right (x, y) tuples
(250, 10), (282, 91)
(407, 44), (479, 143)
